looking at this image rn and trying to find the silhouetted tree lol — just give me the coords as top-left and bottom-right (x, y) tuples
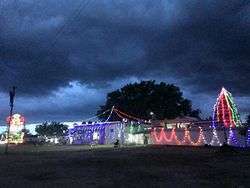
(35, 121), (68, 138)
(97, 80), (201, 120)
(189, 109), (202, 119)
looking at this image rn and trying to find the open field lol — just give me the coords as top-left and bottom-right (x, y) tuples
(0, 144), (250, 188)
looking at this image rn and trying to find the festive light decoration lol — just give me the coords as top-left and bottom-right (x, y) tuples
(152, 128), (175, 143)
(213, 87), (241, 128)
(5, 114), (25, 144)
(151, 127), (205, 146)
(112, 106), (244, 147)
(174, 128), (187, 145)
(68, 106), (148, 145)
(151, 126), (248, 147)
(83, 109), (111, 122)
(149, 126), (247, 147)
(228, 129), (247, 148)
(187, 127), (205, 146)
(200, 127), (209, 145)
(67, 105), (246, 147)
(126, 133), (144, 144)
(105, 106), (114, 122)
(128, 124), (135, 134)
(175, 127), (205, 146)
(247, 128), (250, 147)
(68, 122), (124, 145)
(126, 123), (147, 134)
(113, 108), (148, 122)
(6, 114), (25, 132)
(209, 128), (222, 146)
(163, 128), (175, 142)
(227, 128), (239, 146)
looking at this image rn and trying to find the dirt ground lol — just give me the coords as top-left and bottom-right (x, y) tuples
(0, 144), (249, 188)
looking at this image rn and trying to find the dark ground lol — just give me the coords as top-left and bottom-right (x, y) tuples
(0, 144), (250, 188)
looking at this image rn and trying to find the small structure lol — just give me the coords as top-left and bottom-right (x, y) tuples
(68, 121), (125, 145)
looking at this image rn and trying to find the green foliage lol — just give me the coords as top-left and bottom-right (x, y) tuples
(97, 80), (200, 120)
(35, 121), (68, 137)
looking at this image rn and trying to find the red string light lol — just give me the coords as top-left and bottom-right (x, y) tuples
(151, 127), (205, 146)
(113, 108), (147, 122)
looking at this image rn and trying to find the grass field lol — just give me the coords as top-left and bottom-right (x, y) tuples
(0, 144), (250, 187)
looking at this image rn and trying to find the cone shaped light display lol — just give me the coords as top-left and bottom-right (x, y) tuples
(213, 87), (241, 128)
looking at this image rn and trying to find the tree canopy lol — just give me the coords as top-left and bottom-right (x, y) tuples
(35, 121), (68, 137)
(97, 80), (201, 120)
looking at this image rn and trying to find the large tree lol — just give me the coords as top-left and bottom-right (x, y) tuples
(35, 121), (68, 138)
(97, 80), (200, 120)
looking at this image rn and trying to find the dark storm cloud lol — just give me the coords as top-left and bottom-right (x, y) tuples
(144, 0), (250, 95)
(0, 0), (249, 96)
(0, 0), (249, 124)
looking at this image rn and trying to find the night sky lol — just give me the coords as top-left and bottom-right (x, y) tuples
(0, 0), (250, 124)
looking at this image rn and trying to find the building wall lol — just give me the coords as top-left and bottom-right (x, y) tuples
(68, 122), (125, 145)
(104, 123), (125, 144)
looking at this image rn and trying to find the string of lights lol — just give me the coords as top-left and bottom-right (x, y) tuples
(105, 106), (115, 122)
(247, 128), (250, 147)
(152, 128), (175, 143)
(113, 108), (148, 122)
(150, 126), (250, 147)
(83, 108), (111, 122)
(151, 127), (206, 146)
(227, 128), (239, 146)
(72, 93), (246, 147)
(187, 128), (204, 146)
(209, 128), (222, 146)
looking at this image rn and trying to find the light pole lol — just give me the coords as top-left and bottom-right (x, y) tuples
(5, 86), (16, 154)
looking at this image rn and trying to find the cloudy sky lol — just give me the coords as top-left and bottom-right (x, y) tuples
(0, 0), (249, 124)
